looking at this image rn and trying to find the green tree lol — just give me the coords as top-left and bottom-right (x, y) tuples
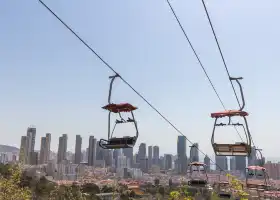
(0, 164), (31, 200)
(120, 190), (130, 200)
(19, 171), (33, 188)
(169, 191), (180, 200)
(101, 185), (114, 193)
(82, 183), (100, 195)
(0, 163), (12, 178)
(33, 176), (56, 199)
(49, 185), (87, 200)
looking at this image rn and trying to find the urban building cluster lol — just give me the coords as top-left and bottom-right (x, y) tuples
(0, 127), (279, 182)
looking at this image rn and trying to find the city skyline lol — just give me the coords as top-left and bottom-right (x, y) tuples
(17, 126), (271, 166)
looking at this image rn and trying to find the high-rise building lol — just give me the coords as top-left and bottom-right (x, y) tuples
(164, 154), (172, 170)
(204, 155), (210, 172)
(190, 143), (199, 162)
(117, 155), (129, 169)
(39, 137), (47, 164)
(159, 156), (165, 170)
(135, 153), (139, 164)
(148, 146), (153, 169)
(216, 156), (228, 171)
(45, 133), (51, 162)
(177, 136), (187, 174)
(234, 144), (247, 175)
(123, 148), (133, 167)
(86, 148), (89, 162)
(57, 136), (63, 163)
(26, 127), (36, 164)
(229, 157), (236, 170)
(88, 136), (97, 166)
(153, 146), (159, 166)
(96, 140), (107, 162)
(74, 135), (82, 164)
(19, 136), (27, 164)
(235, 156), (246, 171)
(39, 133), (51, 164)
(30, 152), (39, 165)
(113, 149), (119, 167)
(104, 150), (113, 167)
(138, 143), (147, 172)
(62, 134), (67, 159)
(57, 134), (67, 164)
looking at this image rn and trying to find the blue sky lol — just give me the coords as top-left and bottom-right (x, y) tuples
(1, 0), (280, 160)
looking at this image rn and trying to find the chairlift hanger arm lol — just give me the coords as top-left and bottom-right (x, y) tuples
(108, 74), (120, 104)
(229, 77), (245, 111)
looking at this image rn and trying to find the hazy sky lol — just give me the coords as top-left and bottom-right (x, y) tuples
(1, 0), (280, 159)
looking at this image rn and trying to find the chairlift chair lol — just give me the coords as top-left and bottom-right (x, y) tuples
(211, 77), (252, 156)
(246, 166), (270, 191)
(99, 74), (139, 149)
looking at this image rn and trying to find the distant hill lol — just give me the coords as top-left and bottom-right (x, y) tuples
(0, 145), (19, 153)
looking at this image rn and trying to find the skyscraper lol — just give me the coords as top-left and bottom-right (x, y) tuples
(113, 149), (119, 167)
(45, 133), (51, 162)
(190, 143), (199, 162)
(148, 146), (153, 169)
(30, 152), (39, 165)
(235, 142), (247, 175)
(164, 154), (172, 170)
(204, 155), (210, 172)
(177, 136), (187, 174)
(39, 137), (47, 164)
(57, 136), (63, 163)
(88, 136), (97, 166)
(57, 134), (67, 164)
(74, 135), (82, 164)
(104, 150), (113, 167)
(19, 136), (27, 164)
(123, 148), (133, 167)
(159, 156), (165, 170)
(96, 140), (106, 161)
(229, 157), (236, 170)
(86, 148), (89, 162)
(138, 143), (147, 172)
(153, 146), (159, 166)
(26, 127), (36, 164)
(235, 156), (246, 171)
(215, 156), (228, 171)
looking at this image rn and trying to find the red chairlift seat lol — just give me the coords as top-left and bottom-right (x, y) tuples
(102, 103), (137, 113)
(247, 166), (266, 171)
(211, 110), (249, 118)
